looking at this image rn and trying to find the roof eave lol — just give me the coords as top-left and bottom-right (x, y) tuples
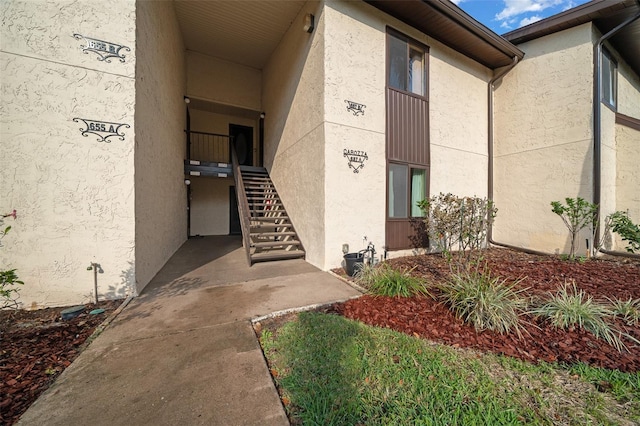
(364, 0), (523, 69)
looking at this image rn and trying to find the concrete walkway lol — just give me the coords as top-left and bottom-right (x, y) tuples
(18, 236), (361, 425)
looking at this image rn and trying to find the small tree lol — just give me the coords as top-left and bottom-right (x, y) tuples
(550, 198), (597, 259)
(1, 209), (23, 309)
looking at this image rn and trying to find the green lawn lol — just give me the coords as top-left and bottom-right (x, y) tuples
(260, 312), (639, 425)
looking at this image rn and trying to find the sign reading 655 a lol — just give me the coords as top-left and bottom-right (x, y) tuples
(73, 118), (129, 143)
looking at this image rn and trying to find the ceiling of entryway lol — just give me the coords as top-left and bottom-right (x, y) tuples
(173, 0), (307, 70)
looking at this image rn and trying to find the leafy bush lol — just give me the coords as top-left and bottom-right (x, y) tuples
(609, 211), (640, 253)
(550, 197), (597, 259)
(532, 283), (624, 351)
(355, 263), (428, 298)
(1, 210), (22, 309)
(418, 193), (497, 270)
(438, 267), (527, 334)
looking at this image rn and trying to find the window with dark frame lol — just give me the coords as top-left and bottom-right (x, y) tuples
(388, 32), (427, 97)
(602, 48), (617, 110)
(388, 163), (427, 219)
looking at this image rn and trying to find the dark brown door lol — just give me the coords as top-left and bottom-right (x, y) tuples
(229, 124), (253, 166)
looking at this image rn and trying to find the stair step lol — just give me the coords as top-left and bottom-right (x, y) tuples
(252, 240), (301, 248)
(248, 202), (283, 206)
(250, 231), (297, 237)
(251, 250), (306, 263)
(250, 224), (293, 231)
(245, 185), (275, 190)
(243, 176), (272, 181)
(240, 165), (268, 173)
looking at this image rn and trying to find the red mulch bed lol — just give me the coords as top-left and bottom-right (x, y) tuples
(0, 300), (122, 425)
(333, 249), (640, 372)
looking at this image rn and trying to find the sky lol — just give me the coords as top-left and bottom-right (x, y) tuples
(452, 0), (591, 35)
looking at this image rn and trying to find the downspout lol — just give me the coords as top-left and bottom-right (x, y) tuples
(593, 4), (640, 260)
(486, 56), (550, 256)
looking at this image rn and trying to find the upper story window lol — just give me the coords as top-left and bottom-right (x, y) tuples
(602, 48), (617, 109)
(388, 32), (427, 97)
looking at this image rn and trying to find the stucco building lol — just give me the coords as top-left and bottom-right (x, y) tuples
(1, 0), (639, 308)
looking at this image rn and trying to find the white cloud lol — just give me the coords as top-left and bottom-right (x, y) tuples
(495, 0), (564, 21)
(520, 15), (543, 26)
(562, 1), (577, 11)
(450, 0), (464, 4)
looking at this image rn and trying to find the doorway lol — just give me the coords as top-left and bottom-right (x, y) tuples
(229, 124), (253, 166)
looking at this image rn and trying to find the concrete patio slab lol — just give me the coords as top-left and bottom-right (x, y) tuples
(17, 237), (361, 425)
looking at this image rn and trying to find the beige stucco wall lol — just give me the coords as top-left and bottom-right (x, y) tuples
(134, 1), (186, 292)
(611, 50), (640, 250)
(322, 1), (386, 268)
(0, 0), (136, 307)
(187, 52), (261, 111)
(615, 124), (640, 244)
(263, 0), (326, 268)
(494, 23), (595, 255)
(617, 50), (640, 120)
(430, 49), (491, 197)
(189, 178), (235, 236)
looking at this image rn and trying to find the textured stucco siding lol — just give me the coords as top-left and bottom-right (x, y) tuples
(0, 0), (136, 307)
(263, 1), (326, 268)
(615, 124), (640, 245)
(612, 54), (640, 251)
(617, 52), (640, 120)
(189, 178), (235, 236)
(187, 52), (261, 111)
(430, 49), (491, 197)
(494, 24), (595, 254)
(134, 1), (186, 292)
(323, 1), (386, 268)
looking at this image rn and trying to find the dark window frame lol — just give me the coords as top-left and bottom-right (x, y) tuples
(601, 47), (617, 111)
(386, 161), (429, 221)
(386, 28), (429, 101)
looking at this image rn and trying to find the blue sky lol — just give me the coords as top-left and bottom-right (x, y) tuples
(453, 0), (591, 35)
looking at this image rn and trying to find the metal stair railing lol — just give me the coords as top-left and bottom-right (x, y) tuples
(230, 141), (253, 266)
(186, 130), (232, 164)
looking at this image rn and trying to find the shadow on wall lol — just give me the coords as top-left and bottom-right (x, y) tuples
(102, 261), (136, 301)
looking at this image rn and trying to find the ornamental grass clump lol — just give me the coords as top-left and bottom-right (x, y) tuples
(532, 283), (625, 351)
(438, 267), (527, 335)
(356, 263), (428, 298)
(608, 297), (640, 326)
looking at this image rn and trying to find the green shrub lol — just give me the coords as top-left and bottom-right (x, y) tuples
(356, 263), (428, 298)
(438, 267), (527, 334)
(1, 210), (22, 309)
(609, 211), (640, 253)
(532, 283), (624, 351)
(417, 193), (497, 270)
